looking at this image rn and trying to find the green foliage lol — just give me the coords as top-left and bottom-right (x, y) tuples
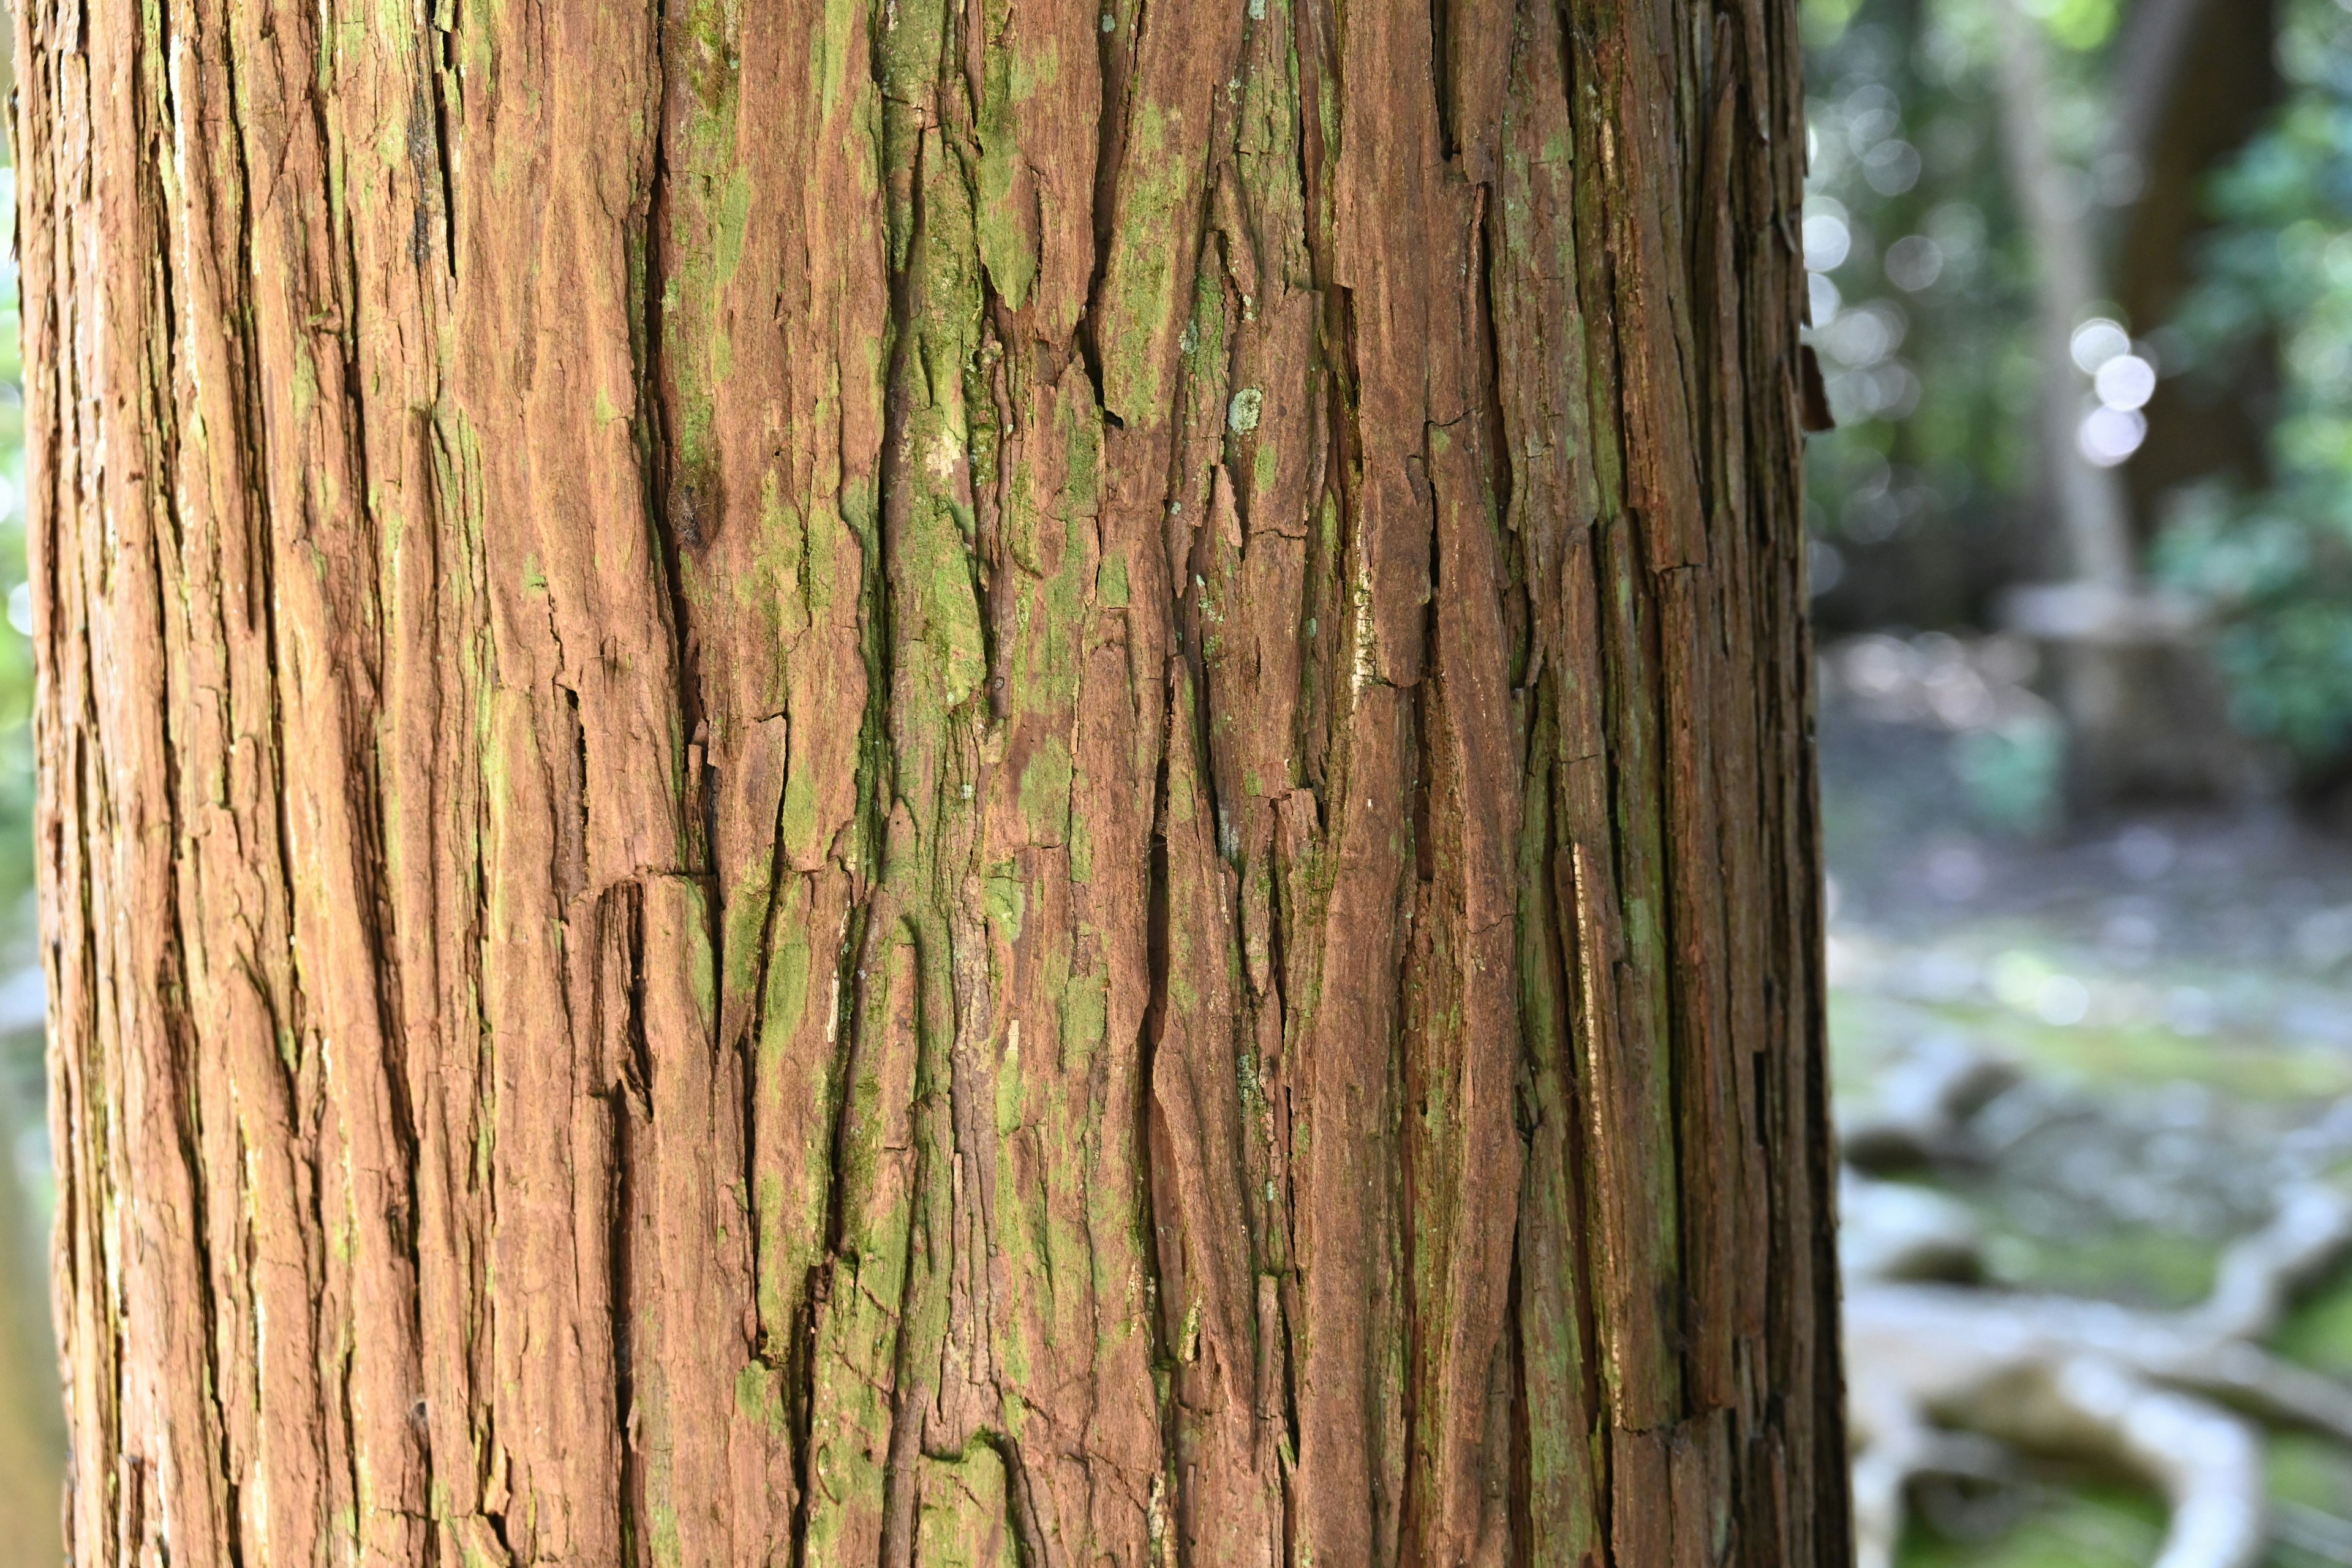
(2155, 0), (2352, 771)
(1800, 0), (2062, 622)
(2029, 0), (2122, 54)
(1898, 1485), (2164, 1568)
(1951, 710), (2066, 834)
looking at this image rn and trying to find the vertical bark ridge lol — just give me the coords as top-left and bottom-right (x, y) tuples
(21, 0), (1847, 1561)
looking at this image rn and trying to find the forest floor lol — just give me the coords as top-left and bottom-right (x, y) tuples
(1823, 638), (2352, 1567)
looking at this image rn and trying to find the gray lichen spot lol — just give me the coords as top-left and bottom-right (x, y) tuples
(1227, 387), (1263, 434)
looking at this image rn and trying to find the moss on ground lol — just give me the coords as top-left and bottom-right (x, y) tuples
(1899, 1480), (2163, 1568)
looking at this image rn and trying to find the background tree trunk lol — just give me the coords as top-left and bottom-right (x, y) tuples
(15, 0), (1844, 1560)
(1991, 0), (2135, 594)
(2114, 0), (2282, 530)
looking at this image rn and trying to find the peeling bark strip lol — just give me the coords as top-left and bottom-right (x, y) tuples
(17, 0), (1844, 1559)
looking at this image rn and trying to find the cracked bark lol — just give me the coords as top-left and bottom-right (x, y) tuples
(17, 0), (1846, 1562)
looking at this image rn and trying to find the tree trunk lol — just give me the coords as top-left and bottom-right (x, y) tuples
(15, 0), (1844, 1561)
(1992, 0), (2134, 592)
(2115, 0), (2281, 527)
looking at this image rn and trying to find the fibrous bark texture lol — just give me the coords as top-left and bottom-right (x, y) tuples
(17, 0), (1841, 1559)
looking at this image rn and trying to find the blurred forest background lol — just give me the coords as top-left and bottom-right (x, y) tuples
(0, 26), (67, 1564)
(1814, 0), (2352, 1561)
(10, 0), (2352, 1562)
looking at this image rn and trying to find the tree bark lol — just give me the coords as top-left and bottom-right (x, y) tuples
(15, 0), (1844, 1562)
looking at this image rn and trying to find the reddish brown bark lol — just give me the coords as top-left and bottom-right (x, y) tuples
(17, 0), (1845, 1561)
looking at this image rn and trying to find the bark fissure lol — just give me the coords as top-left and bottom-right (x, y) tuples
(610, 883), (651, 1568)
(1137, 695), (1179, 1556)
(1075, 0), (1142, 424)
(425, 0), (459, 283)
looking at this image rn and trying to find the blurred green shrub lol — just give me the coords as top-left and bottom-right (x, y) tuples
(2157, 0), (2352, 772)
(1953, 707), (2068, 834)
(1800, 0), (2097, 633)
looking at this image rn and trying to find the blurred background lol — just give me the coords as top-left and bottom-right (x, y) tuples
(1815, 0), (2352, 1561)
(9, 1), (2352, 1562)
(0, 27), (67, 1566)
